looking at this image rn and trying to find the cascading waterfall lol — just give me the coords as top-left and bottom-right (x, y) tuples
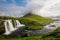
(3, 20), (25, 35)
(15, 20), (25, 28)
(3, 19), (60, 36)
(7, 20), (15, 31)
(4, 21), (11, 35)
(3, 20), (15, 35)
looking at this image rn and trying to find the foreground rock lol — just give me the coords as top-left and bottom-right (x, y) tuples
(3, 27), (28, 38)
(3, 21), (60, 38)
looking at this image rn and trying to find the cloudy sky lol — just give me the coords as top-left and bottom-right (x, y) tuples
(0, 0), (60, 17)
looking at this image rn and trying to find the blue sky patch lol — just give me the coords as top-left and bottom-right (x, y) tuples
(0, 0), (27, 7)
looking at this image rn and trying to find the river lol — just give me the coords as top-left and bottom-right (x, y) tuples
(28, 21), (60, 36)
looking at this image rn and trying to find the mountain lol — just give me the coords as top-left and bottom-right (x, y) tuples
(0, 13), (56, 40)
(19, 13), (53, 30)
(54, 16), (60, 18)
(0, 13), (53, 34)
(48, 15), (60, 18)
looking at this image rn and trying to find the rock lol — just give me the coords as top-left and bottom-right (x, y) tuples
(3, 27), (28, 38)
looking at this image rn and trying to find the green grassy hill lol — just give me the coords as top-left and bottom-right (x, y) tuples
(19, 14), (53, 30)
(0, 14), (53, 34)
(0, 14), (59, 40)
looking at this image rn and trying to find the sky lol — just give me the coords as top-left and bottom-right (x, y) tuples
(0, 0), (60, 17)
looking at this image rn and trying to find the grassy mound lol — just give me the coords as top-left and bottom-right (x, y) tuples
(19, 14), (53, 30)
(0, 14), (57, 40)
(0, 14), (53, 34)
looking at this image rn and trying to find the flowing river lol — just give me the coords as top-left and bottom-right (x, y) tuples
(28, 21), (60, 36)
(3, 20), (60, 37)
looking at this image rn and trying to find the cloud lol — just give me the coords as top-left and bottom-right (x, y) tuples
(38, 0), (60, 17)
(0, 0), (28, 17)
(0, 5), (25, 17)
(0, 0), (60, 17)
(26, 0), (48, 15)
(25, 0), (60, 17)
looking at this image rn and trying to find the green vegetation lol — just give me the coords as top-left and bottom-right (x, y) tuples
(19, 14), (53, 30)
(43, 27), (60, 38)
(0, 27), (60, 40)
(0, 35), (60, 40)
(0, 14), (55, 40)
(0, 14), (53, 30)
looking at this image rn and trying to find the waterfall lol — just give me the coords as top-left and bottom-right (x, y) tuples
(15, 20), (25, 28)
(7, 20), (15, 31)
(3, 20), (11, 35)
(3, 20), (15, 35)
(3, 20), (25, 35)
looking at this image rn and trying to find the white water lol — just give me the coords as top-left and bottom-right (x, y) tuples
(28, 21), (60, 35)
(7, 20), (15, 31)
(3, 20), (25, 35)
(40, 21), (60, 34)
(4, 21), (11, 35)
(3, 20), (15, 35)
(15, 20), (25, 28)
(3, 19), (60, 35)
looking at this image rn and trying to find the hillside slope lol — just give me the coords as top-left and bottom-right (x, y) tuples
(19, 14), (53, 30)
(0, 14), (53, 34)
(0, 14), (56, 40)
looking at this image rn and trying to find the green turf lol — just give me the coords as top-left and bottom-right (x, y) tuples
(0, 14), (55, 40)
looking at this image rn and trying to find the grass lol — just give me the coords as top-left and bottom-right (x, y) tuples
(0, 14), (53, 30)
(0, 35), (60, 40)
(19, 14), (53, 30)
(0, 14), (55, 40)
(41, 27), (60, 40)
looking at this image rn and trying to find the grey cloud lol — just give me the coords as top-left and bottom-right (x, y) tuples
(0, 0), (60, 17)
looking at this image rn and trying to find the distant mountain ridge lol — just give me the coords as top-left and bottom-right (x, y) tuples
(48, 15), (60, 18)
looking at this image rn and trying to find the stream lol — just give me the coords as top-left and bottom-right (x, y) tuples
(3, 20), (60, 37)
(28, 21), (60, 36)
